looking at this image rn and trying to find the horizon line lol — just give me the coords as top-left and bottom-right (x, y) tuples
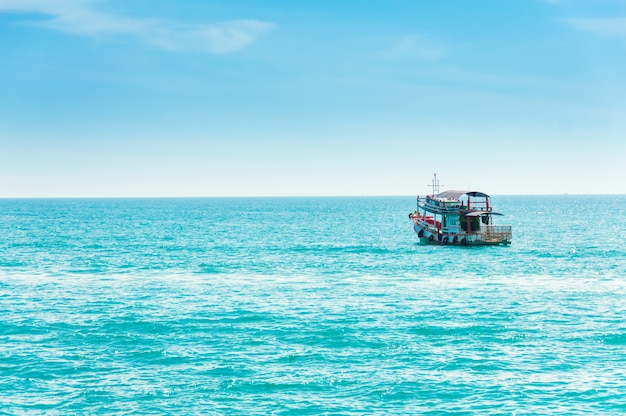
(1, 193), (624, 199)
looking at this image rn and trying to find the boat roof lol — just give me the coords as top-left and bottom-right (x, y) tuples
(466, 211), (504, 216)
(435, 190), (490, 200)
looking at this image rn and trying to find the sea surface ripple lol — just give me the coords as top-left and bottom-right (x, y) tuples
(1, 196), (625, 414)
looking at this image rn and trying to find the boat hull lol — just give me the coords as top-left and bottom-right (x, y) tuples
(411, 215), (511, 246)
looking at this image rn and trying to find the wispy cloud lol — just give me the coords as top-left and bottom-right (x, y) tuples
(562, 17), (626, 39)
(0, 0), (274, 53)
(383, 34), (446, 60)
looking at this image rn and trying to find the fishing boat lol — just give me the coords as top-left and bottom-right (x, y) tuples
(409, 174), (512, 246)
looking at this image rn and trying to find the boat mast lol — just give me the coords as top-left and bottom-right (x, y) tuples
(429, 173), (442, 196)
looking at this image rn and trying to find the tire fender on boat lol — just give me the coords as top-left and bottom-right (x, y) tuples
(428, 234), (434, 242)
(437, 234), (443, 242)
(453, 236), (458, 244)
(461, 237), (467, 245)
(443, 236), (449, 244)
(418, 229), (424, 238)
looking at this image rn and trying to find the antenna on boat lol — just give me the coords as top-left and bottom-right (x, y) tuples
(429, 173), (443, 195)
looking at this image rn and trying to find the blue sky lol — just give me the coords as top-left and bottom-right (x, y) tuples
(1, 0), (625, 196)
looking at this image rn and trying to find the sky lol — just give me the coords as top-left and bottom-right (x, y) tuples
(1, 0), (625, 197)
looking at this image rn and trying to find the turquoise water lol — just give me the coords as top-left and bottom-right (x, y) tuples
(1, 196), (625, 414)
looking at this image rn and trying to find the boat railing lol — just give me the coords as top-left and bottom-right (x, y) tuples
(472, 225), (512, 244)
(468, 205), (491, 212)
(417, 200), (460, 214)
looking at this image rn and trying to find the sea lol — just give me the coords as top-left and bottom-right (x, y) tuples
(1, 195), (625, 415)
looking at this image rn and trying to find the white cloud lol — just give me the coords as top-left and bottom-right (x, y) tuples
(0, 0), (274, 53)
(562, 17), (626, 39)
